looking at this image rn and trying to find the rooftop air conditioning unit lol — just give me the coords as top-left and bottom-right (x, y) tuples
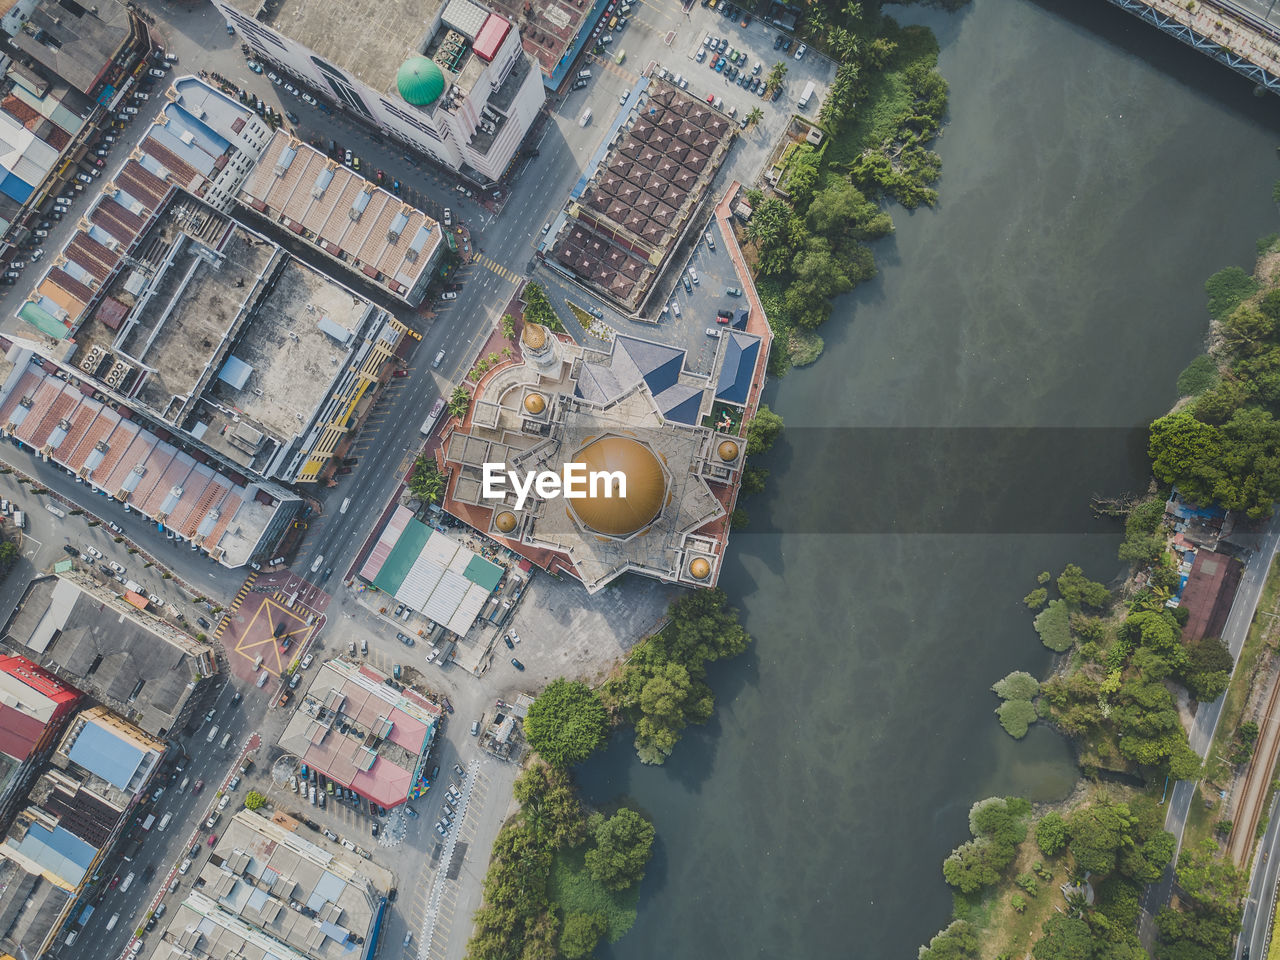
(79, 344), (105, 374)
(103, 361), (130, 388)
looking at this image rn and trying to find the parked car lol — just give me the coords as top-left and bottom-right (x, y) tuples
(794, 42), (807, 60)
(443, 208), (452, 225)
(148, 68), (166, 78)
(396, 632), (415, 646)
(301, 653), (314, 669)
(441, 291), (457, 300)
(503, 634), (514, 649)
(511, 658), (525, 671)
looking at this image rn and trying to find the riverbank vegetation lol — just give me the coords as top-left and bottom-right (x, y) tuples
(465, 592), (752, 958)
(744, 5), (953, 373)
(463, 763), (654, 960)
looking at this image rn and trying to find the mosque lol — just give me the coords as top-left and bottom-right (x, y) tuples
(438, 318), (767, 592)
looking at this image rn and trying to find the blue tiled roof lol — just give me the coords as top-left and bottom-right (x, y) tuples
(16, 822), (95, 884)
(715, 332), (760, 405)
(616, 337), (684, 395)
(655, 383), (703, 424)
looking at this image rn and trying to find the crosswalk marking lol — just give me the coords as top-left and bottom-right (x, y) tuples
(477, 255), (520, 282)
(589, 52), (640, 82)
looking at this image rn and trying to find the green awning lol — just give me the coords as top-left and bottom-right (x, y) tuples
(18, 302), (67, 340)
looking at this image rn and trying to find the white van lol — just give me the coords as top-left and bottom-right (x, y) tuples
(120, 872), (135, 893)
(220, 733), (232, 749)
(798, 80), (815, 110)
(12, 511), (23, 529)
(158, 813), (173, 831)
(311, 554), (323, 573)
(340, 498), (352, 514)
(432, 349), (445, 369)
(579, 108), (592, 127)
(206, 724), (219, 743)
(421, 397), (446, 436)
(106, 914), (119, 931)
(64, 931), (77, 946)
(256, 670), (269, 688)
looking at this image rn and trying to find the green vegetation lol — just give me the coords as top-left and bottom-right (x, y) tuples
(1155, 838), (1246, 959)
(926, 792), (1173, 959)
(522, 282), (566, 333)
(1033, 600), (1072, 653)
(524, 679), (609, 768)
(1147, 256), (1280, 519)
(1023, 587), (1047, 609)
(745, 405), (783, 456)
(465, 764), (653, 960)
(601, 589), (751, 764)
(407, 457), (445, 504)
(448, 385), (471, 419)
(244, 791), (266, 811)
(1177, 353), (1220, 396)
(992, 672), (1040, 740)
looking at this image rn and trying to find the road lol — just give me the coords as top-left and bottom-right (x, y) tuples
(1138, 513), (1280, 948)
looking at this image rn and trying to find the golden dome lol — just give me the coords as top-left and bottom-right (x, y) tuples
(521, 323), (547, 350)
(689, 557), (711, 580)
(494, 511), (517, 533)
(524, 393), (546, 415)
(717, 440), (739, 462)
(565, 436), (667, 538)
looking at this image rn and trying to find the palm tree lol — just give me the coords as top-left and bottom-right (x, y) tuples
(768, 61), (788, 90)
(843, 0), (863, 23)
(829, 26), (859, 62)
(806, 7), (827, 33)
(746, 107), (764, 128)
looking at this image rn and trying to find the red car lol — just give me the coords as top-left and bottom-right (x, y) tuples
(715, 315), (730, 324)
(193, 779), (204, 793)
(392, 369), (408, 378)
(109, 875), (120, 888)
(706, 94), (714, 105)
(207, 834), (217, 846)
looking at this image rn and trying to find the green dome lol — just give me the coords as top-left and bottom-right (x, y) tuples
(396, 57), (445, 106)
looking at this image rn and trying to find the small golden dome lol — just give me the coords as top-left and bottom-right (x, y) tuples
(521, 323), (547, 350)
(565, 436), (667, 538)
(524, 393), (546, 415)
(494, 511), (517, 533)
(689, 558), (711, 580)
(717, 440), (739, 462)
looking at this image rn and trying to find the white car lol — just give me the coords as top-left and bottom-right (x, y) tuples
(86, 546), (102, 559)
(148, 593), (162, 606)
(301, 653), (314, 669)
(706, 327), (721, 338)
(794, 43), (807, 60)
(302, 93), (317, 105)
(178, 859), (191, 875)
(689, 268), (699, 285)
(426, 649), (438, 664)
(510, 631), (521, 643)
(217, 795), (230, 811)
(30, 249), (42, 261)
(108, 561), (125, 575)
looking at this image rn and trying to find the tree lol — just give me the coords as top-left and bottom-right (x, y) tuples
(745, 106), (764, 128)
(1036, 812), (1067, 856)
(1023, 588), (1048, 609)
(244, 791), (266, 810)
(746, 405), (784, 455)
(1066, 798), (1137, 875)
(512, 763), (586, 849)
(522, 282), (565, 332)
(942, 839), (1000, 893)
(559, 913), (608, 959)
(407, 457), (445, 503)
(1056, 563), (1111, 610)
(746, 197), (802, 275)
(524, 678), (609, 767)
(740, 465), (769, 495)
(996, 699), (1037, 738)
(584, 808), (655, 890)
(1033, 915), (1092, 960)
(0, 540), (17, 570)
(501, 313), (516, 339)
(1204, 265), (1258, 322)
(918, 920), (979, 960)
(1181, 636), (1232, 702)
(767, 61), (788, 90)
(448, 385), (471, 419)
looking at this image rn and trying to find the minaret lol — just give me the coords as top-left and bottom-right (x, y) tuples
(521, 322), (558, 373)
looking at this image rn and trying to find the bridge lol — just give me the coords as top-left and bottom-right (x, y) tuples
(1105, 0), (1280, 93)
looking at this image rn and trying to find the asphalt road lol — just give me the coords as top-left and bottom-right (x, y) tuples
(1139, 513), (1280, 948)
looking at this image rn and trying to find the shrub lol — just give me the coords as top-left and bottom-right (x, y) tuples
(992, 671), (1040, 701)
(996, 699), (1038, 738)
(1034, 599), (1072, 652)
(1023, 588), (1048, 609)
(1176, 354), (1219, 396)
(1035, 811), (1067, 856)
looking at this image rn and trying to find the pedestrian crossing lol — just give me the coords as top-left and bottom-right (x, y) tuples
(214, 572), (257, 638)
(476, 255), (519, 282)
(590, 52), (640, 82)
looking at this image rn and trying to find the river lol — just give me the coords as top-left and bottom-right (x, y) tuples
(577, 0), (1280, 956)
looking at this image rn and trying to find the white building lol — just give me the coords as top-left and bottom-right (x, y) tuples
(214, 0), (546, 185)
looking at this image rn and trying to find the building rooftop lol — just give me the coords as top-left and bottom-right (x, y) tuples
(241, 131), (442, 303)
(358, 506), (503, 635)
(151, 809), (393, 960)
(6, 0), (136, 94)
(552, 79), (735, 311)
(278, 660), (441, 808)
(0, 855), (72, 959)
(257, 0), (446, 102)
(0, 363), (294, 566)
(1, 574), (215, 737)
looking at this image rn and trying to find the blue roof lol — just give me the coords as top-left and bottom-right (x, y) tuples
(218, 355), (253, 390)
(16, 822), (95, 884)
(67, 721), (146, 791)
(715, 332), (760, 405)
(655, 383), (704, 424)
(0, 170), (33, 204)
(616, 336), (685, 395)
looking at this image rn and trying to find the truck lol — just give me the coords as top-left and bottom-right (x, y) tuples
(12, 511), (24, 529)
(124, 579), (143, 595)
(798, 80), (815, 110)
